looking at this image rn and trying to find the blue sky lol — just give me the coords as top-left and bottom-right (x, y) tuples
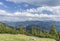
(0, 0), (60, 22)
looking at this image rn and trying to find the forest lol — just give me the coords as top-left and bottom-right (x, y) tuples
(0, 22), (60, 41)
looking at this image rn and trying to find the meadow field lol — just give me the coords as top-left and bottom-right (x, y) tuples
(0, 34), (56, 41)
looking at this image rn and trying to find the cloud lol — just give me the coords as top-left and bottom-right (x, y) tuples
(0, 2), (8, 8)
(6, 0), (60, 6)
(0, 2), (4, 6)
(26, 6), (60, 15)
(0, 6), (60, 22)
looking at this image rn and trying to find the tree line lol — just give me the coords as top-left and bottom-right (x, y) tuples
(0, 22), (60, 41)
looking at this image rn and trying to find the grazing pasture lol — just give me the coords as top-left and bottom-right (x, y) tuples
(0, 34), (56, 41)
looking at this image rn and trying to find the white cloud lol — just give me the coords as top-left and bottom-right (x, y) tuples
(24, 4), (29, 7)
(0, 2), (4, 6)
(6, 0), (32, 3)
(0, 2), (8, 8)
(0, 6), (60, 22)
(6, 0), (60, 6)
(5, 0), (52, 4)
(26, 6), (60, 15)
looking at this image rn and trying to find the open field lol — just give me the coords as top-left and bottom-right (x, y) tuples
(0, 34), (56, 41)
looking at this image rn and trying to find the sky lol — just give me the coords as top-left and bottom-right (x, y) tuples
(0, 0), (60, 22)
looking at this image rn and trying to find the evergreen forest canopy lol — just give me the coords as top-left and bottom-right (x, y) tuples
(0, 22), (60, 41)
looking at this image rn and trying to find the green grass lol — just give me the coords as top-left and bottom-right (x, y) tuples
(0, 34), (56, 41)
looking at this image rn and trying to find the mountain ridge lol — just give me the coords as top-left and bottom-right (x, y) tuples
(1, 21), (60, 31)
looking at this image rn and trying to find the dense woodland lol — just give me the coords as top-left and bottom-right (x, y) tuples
(0, 22), (60, 41)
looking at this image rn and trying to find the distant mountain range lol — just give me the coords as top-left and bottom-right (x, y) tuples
(1, 21), (60, 31)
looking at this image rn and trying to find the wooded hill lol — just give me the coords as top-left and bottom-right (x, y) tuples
(0, 22), (60, 41)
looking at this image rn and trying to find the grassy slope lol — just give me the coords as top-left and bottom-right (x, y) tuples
(0, 34), (56, 41)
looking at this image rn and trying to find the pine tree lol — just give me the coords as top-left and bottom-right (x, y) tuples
(49, 24), (58, 39)
(49, 24), (57, 35)
(19, 25), (25, 34)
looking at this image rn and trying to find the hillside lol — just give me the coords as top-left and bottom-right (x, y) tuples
(3, 21), (60, 31)
(0, 34), (56, 41)
(0, 22), (59, 41)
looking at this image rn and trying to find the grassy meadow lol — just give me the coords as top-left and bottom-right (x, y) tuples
(0, 34), (56, 41)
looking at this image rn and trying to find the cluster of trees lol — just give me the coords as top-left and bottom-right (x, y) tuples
(0, 22), (60, 41)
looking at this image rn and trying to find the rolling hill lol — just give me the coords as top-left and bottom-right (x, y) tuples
(2, 21), (60, 31)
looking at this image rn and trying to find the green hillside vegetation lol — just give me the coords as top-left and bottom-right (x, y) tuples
(0, 34), (56, 41)
(0, 22), (60, 41)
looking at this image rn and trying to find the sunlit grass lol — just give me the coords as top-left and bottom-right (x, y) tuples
(0, 34), (56, 41)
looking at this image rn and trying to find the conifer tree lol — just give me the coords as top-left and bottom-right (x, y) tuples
(49, 24), (57, 36)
